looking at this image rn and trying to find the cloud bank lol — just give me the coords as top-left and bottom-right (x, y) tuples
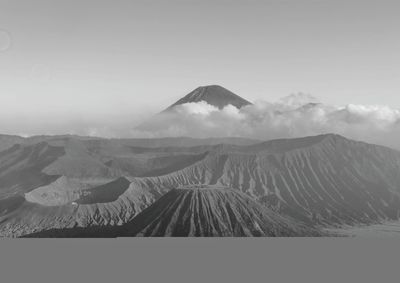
(134, 93), (400, 150)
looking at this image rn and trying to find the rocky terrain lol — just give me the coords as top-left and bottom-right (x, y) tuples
(2, 87), (400, 237)
(1, 133), (400, 237)
(26, 186), (321, 237)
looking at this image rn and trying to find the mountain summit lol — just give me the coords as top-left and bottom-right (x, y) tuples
(166, 85), (252, 110)
(136, 85), (252, 131)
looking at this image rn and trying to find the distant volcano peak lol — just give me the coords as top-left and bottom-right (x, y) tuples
(166, 85), (252, 110)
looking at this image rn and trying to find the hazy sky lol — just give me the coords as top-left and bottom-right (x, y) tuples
(1, 0), (400, 137)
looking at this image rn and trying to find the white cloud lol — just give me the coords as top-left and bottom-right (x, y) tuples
(132, 93), (400, 150)
(278, 92), (319, 109)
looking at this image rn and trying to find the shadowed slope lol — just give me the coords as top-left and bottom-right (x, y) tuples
(0, 143), (64, 198)
(0, 195), (25, 217)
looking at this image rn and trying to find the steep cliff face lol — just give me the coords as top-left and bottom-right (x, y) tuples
(96, 134), (400, 227)
(2, 134), (400, 237)
(195, 135), (400, 224)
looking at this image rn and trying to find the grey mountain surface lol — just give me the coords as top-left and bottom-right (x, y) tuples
(0, 134), (102, 153)
(0, 134), (259, 152)
(0, 136), (258, 236)
(117, 186), (321, 237)
(2, 133), (400, 237)
(25, 186), (321, 237)
(2, 88), (400, 237)
(0, 135), (26, 152)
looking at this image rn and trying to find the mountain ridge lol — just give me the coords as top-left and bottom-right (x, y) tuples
(3, 133), (400, 237)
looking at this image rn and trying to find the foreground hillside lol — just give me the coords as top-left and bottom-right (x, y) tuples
(2, 134), (400, 237)
(26, 186), (320, 237)
(119, 186), (320, 237)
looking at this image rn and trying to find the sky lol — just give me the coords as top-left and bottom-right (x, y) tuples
(1, 0), (400, 139)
